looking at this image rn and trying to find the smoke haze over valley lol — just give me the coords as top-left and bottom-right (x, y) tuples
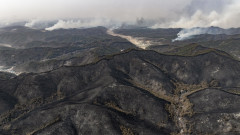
(0, 0), (240, 29)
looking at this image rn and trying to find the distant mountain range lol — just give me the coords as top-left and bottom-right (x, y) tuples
(0, 26), (136, 73)
(114, 26), (240, 59)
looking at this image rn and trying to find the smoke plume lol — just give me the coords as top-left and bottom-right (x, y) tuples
(45, 19), (120, 31)
(173, 26), (240, 41)
(172, 27), (225, 41)
(0, 0), (239, 29)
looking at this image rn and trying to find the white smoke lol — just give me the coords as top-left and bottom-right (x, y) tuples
(167, 0), (240, 41)
(0, 43), (12, 48)
(152, 0), (240, 29)
(0, 66), (20, 75)
(169, 10), (221, 28)
(45, 19), (122, 31)
(1, 0), (240, 30)
(172, 27), (225, 41)
(25, 19), (39, 27)
(24, 19), (57, 29)
(172, 28), (203, 41)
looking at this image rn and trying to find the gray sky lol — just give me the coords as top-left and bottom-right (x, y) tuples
(0, 0), (239, 28)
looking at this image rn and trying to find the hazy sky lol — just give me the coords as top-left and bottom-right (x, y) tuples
(0, 0), (191, 20)
(0, 0), (239, 28)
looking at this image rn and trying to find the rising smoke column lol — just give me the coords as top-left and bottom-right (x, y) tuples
(152, 0), (240, 29)
(172, 27), (221, 41)
(45, 19), (123, 31)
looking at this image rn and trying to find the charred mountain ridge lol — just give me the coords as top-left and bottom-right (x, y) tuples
(0, 49), (239, 134)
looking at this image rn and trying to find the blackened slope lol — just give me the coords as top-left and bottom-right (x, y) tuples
(0, 26), (136, 73)
(0, 91), (17, 114)
(0, 72), (16, 81)
(0, 56), (175, 134)
(0, 49), (239, 134)
(165, 43), (234, 58)
(189, 88), (240, 134)
(190, 88), (240, 113)
(172, 33), (240, 59)
(126, 49), (240, 87)
(0, 26), (109, 47)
